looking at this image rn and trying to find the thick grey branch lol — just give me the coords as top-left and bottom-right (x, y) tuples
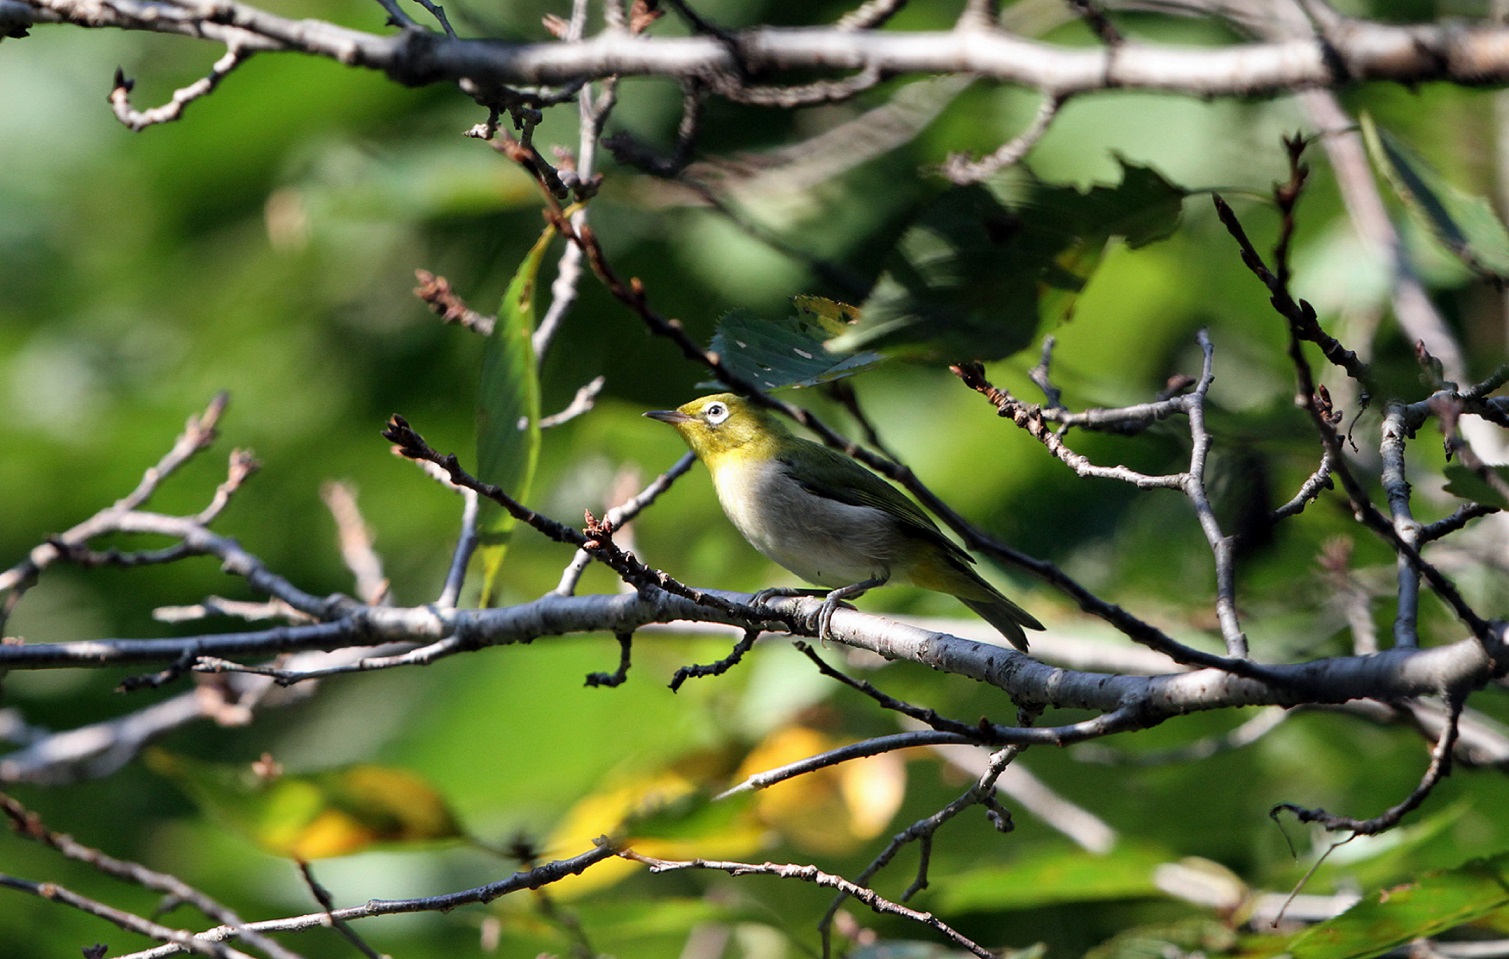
(17, 2), (1509, 97)
(2, 591), (1505, 723)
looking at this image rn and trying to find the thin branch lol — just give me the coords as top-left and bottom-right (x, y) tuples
(296, 862), (381, 959)
(619, 848), (995, 959)
(1272, 689), (1467, 835)
(413, 269), (494, 334)
(109, 47), (251, 131)
(0, 794), (298, 959)
(111, 844), (618, 959)
(539, 375), (606, 429)
(534, 0), (618, 362)
(1180, 330), (1249, 657)
(836, 0), (908, 30)
(1381, 402), (1423, 647)
(584, 630), (634, 688)
(953, 355), (1272, 669)
(668, 628), (761, 690)
(1, 393), (236, 633)
(934, 742), (1118, 853)
(1212, 192), (1370, 387)
(1272, 447), (1337, 520)
(1419, 503), (1498, 543)
(941, 92), (1066, 184)
(793, 641), (984, 738)
(0, 874), (258, 959)
(820, 745), (1022, 948)
(1074, 706), (1290, 766)
(321, 481), (387, 606)
(952, 362), (1184, 489)
(717, 730), (978, 798)
(553, 451), (695, 596)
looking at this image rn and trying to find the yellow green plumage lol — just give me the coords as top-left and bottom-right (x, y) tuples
(645, 394), (1042, 650)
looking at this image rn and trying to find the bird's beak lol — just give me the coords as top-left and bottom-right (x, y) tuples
(643, 409), (693, 425)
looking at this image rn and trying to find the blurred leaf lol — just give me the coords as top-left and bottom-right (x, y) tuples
(831, 158), (1185, 361)
(704, 296), (882, 391)
(849, 941), (1026, 959)
(1360, 112), (1509, 283)
(1084, 918), (1241, 959)
(146, 749), (464, 859)
(1288, 851), (1509, 959)
(1309, 801), (1470, 890)
(1442, 464), (1509, 510)
(545, 752), (764, 899)
(561, 895), (773, 937)
(935, 844), (1167, 912)
(734, 724), (906, 854)
(474, 225), (550, 606)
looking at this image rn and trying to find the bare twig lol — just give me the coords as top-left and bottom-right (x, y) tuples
(1, 794), (292, 959)
(297, 862), (381, 959)
(109, 47), (251, 131)
(539, 375), (606, 429)
(1272, 689), (1467, 835)
(414, 269), (494, 334)
(619, 848), (995, 959)
(941, 92), (1066, 184)
(668, 628), (761, 690)
(111, 844), (618, 959)
(321, 481), (387, 605)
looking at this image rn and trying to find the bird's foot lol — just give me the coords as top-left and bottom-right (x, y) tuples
(813, 577), (887, 642)
(751, 586), (827, 607)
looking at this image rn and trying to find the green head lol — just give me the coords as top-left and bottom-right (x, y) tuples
(643, 393), (787, 463)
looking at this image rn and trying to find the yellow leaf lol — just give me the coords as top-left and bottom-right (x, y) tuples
(146, 750), (464, 859)
(735, 726), (906, 855)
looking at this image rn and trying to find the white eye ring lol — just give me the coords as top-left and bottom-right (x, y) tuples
(704, 402), (729, 425)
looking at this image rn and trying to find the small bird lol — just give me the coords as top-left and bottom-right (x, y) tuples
(644, 393), (1043, 650)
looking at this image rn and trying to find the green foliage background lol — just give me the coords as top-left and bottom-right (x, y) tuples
(2, 1), (1508, 956)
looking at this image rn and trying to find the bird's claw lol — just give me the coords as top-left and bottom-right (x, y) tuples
(815, 596), (842, 642)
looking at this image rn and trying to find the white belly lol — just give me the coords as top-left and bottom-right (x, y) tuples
(711, 458), (901, 588)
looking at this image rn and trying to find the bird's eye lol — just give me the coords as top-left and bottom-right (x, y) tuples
(704, 402), (729, 425)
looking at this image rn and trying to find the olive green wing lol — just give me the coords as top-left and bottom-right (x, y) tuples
(776, 439), (976, 564)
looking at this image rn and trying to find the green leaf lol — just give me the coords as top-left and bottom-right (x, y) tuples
(830, 157), (1185, 361)
(145, 749), (464, 859)
(704, 296), (882, 391)
(474, 226), (550, 606)
(934, 844), (1168, 912)
(1360, 112), (1509, 282)
(1084, 919), (1241, 959)
(1443, 463), (1509, 511)
(1288, 851), (1509, 959)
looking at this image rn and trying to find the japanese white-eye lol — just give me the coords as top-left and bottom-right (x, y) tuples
(644, 393), (1043, 650)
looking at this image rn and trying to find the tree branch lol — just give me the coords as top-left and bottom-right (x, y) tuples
(19, 2), (1509, 97)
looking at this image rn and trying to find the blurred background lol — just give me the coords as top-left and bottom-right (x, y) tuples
(2, 0), (1508, 956)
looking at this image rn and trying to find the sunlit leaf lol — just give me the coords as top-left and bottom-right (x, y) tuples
(1360, 112), (1509, 282)
(474, 225), (550, 606)
(1443, 463), (1509, 511)
(705, 296), (882, 391)
(1288, 851), (1509, 959)
(146, 749), (464, 859)
(830, 157), (1185, 361)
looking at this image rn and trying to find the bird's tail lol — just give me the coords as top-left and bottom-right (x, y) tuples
(958, 594), (1042, 653)
(911, 552), (1044, 652)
